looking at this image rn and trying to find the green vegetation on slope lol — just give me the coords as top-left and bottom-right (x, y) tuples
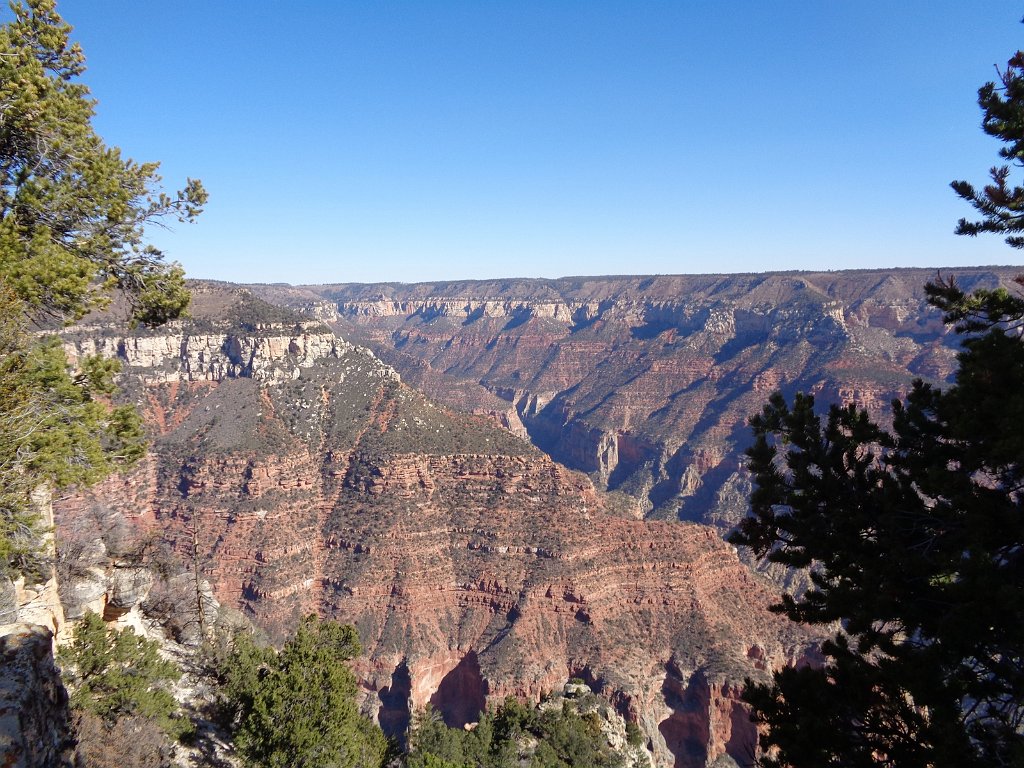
(407, 693), (642, 768)
(221, 614), (388, 768)
(58, 610), (185, 767)
(59, 611), (182, 733)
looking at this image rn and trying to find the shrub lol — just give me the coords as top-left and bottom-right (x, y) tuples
(222, 615), (388, 768)
(60, 612), (183, 737)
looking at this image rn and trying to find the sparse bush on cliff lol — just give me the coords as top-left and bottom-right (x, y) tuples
(222, 614), (388, 768)
(624, 721), (643, 748)
(72, 710), (171, 768)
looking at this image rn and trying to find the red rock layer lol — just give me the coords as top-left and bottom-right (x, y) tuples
(271, 268), (1021, 531)
(55, 331), (816, 768)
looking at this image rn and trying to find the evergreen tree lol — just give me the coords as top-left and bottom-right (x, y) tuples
(223, 615), (388, 768)
(952, 49), (1024, 248)
(406, 696), (628, 768)
(730, 279), (1024, 766)
(0, 0), (205, 326)
(729, 32), (1024, 768)
(0, 0), (204, 575)
(59, 611), (182, 734)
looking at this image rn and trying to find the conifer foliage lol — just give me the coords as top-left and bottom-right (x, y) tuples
(0, 0), (205, 326)
(730, 278), (1024, 765)
(59, 611), (182, 733)
(0, 0), (203, 574)
(952, 49), (1024, 249)
(222, 615), (388, 768)
(406, 695), (631, 768)
(730, 37), (1024, 766)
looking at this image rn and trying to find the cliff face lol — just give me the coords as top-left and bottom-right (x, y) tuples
(56, 287), (817, 768)
(266, 268), (1020, 532)
(0, 625), (74, 768)
(0, 487), (65, 638)
(0, 488), (74, 768)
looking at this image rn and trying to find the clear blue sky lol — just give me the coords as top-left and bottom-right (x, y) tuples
(51, 2), (1024, 283)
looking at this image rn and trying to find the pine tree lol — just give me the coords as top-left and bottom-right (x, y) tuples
(729, 278), (1024, 767)
(729, 30), (1024, 768)
(223, 615), (389, 768)
(0, 0), (205, 326)
(952, 50), (1024, 248)
(59, 611), (182, 735)
(0, 0), (204, 575)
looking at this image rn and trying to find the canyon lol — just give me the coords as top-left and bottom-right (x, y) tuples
(247, 267), (1022, 538)
(49, 267), (1023, 767)
(54, 284), (821, 768)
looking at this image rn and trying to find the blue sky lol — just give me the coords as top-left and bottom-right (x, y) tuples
(51, 2), (1024, 283)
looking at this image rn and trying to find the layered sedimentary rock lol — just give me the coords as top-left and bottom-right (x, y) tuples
(254, 268), (1021, 532)
(56, 286), (817, 768)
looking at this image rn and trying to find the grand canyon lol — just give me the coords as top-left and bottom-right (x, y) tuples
(43, 266), (1019, 768)
(253, 267), (1018, 531)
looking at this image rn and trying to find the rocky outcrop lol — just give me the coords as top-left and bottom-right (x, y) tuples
(56, 286), (820, 767)
(269, 268), (1020, 533)
(0, 624), (75, 768)
(0, 483), (76, 768)
(654, 669), (755, 768)
(0, 487), (67, 639)
(0, 483), (174, 768)
(62, 324), (370, 384)
(67, 406), (812, 767)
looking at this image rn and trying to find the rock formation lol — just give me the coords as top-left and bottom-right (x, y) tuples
(0, 624), (75, 768)
(252, 267), (1021, 534)
(0, 487), (66, 638)
(56, 285), (819, 768)
(0, 488), (75, 768)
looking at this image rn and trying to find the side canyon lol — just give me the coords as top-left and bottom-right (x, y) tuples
(255, 267), (1022, 535)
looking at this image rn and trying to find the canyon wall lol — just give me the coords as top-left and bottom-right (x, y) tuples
(56, 287), (819, 768)
(0, 488), (74, 768)
(256, 267), (1022, 534)
(0, 625), (74, 768)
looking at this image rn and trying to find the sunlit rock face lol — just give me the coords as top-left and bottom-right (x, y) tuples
(55, 283), (819, 768)
(259, 267), (1019, 534)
